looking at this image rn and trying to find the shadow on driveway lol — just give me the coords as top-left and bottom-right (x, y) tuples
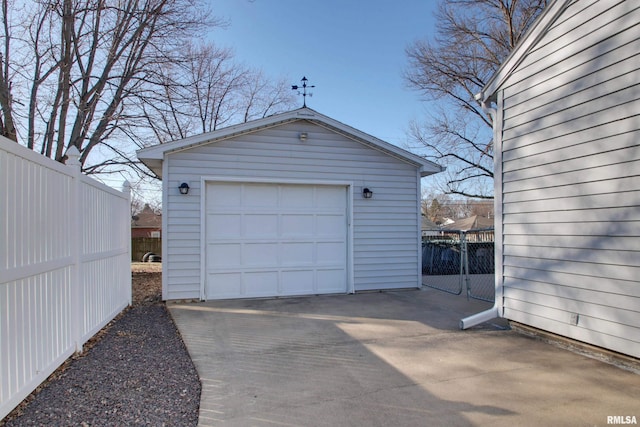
(169, 288), (639, 427)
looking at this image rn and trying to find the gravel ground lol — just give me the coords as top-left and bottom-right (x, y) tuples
(1, 264), (201, 427)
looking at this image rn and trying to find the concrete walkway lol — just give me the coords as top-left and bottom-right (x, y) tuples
(169, 288), (639, 427)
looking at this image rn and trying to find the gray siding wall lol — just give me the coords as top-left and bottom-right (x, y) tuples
(163, 120), (421, 300)
(497, 0), (640, 357)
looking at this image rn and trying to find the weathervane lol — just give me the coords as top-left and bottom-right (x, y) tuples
(291, 76), (315, 107)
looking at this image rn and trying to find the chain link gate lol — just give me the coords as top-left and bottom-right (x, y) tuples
(422, 229), (495, 302)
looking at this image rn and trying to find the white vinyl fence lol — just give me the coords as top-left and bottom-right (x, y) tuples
(0, 137), (131, 420)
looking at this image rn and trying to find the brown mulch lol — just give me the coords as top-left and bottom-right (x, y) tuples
(1, 263), (201, 427)
(131, 262), (163, 305)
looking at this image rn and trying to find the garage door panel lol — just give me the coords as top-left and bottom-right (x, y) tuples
(209, 273), (242, 298)
(281, 185), (314, 207)
(317, 269), (347, 293)
(317, 214), (346, 236)
(205, 182), (347, 299)
(316, 186), (346, 207)
(317, 242), (346, 263)
(207, 184), (241, 208)
(244, 243), (279, 266)
(281, 214), (314, 237)
(244, 271), (279, 296)
(245, 214), (278, 237)
(208, 243), (241, 267)
(281, 270), (314, 294)
(244, 184), (278, 207)
(281, 242), (314, 265)
(207, 214), (241, 238)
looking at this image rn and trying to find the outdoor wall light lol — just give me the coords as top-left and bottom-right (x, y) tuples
(299, 132), (308, 142)
(362, 187), (373, 199)
(179, 182), (190, 195)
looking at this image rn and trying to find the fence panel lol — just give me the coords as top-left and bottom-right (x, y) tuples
(422, 229), (495, 302)
(463, 230), (495, 302)
(131, 237), (162, 262)
(79, 176), (131, 343)
(0, 138), (130, 420)
(422, 231), (464, 294)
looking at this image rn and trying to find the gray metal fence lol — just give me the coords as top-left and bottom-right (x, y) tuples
(422, 229), (495, 302)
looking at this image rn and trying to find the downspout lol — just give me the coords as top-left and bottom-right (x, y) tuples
(460, 96), (501, 329)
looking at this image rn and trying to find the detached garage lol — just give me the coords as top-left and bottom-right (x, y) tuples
(137, 107), (442, 300)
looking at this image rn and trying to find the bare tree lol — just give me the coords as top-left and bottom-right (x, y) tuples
(239, 70), (295, 123)
(139, 42), (296, 145)
(423, 189), (494, 224)
(405, 0), (547, 198)
(0, 0), (294, 185)
(1, 0), (214, 169)
(136, 42), (242, 143)
(423, 192), (468, 224)
(0, 0), (19, 142)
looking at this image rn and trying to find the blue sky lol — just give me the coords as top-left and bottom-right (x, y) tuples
(208, 0), (438, 148)
(116, 1), (441, 202)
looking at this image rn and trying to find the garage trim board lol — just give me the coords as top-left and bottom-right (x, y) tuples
(200, 177), (353, 300)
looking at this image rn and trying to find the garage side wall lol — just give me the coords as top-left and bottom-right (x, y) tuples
(497, 0), (640, 358)
(163, 121), (421, 300)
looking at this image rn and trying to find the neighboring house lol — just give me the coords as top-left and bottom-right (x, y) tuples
(441, 215), (493, 231)
(137, 107), (443, 300)
(465, 0), (640, 359)
(441, 218), (455, 226)
(131, 204), (162, 238)
(421, 216), (440, 237)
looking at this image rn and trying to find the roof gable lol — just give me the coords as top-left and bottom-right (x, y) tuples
(137, 107), (443, 178)
(132, 204), (161, 228)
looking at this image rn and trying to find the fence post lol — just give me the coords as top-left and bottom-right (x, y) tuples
(457, 231), (463, 296)
(122, 181), (132, 306)
(462, 231), (471, 299)
(66, 146), (84, 353)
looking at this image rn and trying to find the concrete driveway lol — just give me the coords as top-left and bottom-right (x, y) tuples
(169, 288), (639, 427)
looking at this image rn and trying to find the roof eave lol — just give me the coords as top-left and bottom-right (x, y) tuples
(305, 116), (443, 175)
(136, 106), (445, 178)
(138, 158), (162, 178)
(420, 164), (445, 177)
(136, 113), (305, 179)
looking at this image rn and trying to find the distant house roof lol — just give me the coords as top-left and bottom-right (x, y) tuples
(421, 216), (439, 230)
(132, 204), (161, 228)
(441, 215), (494, 231)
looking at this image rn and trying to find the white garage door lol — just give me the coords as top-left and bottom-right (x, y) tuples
(204, 182), (348, 299)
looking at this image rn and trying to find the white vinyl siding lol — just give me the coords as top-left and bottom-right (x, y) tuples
(163, 120), (421, 300)
(497, 0), (640, 358)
